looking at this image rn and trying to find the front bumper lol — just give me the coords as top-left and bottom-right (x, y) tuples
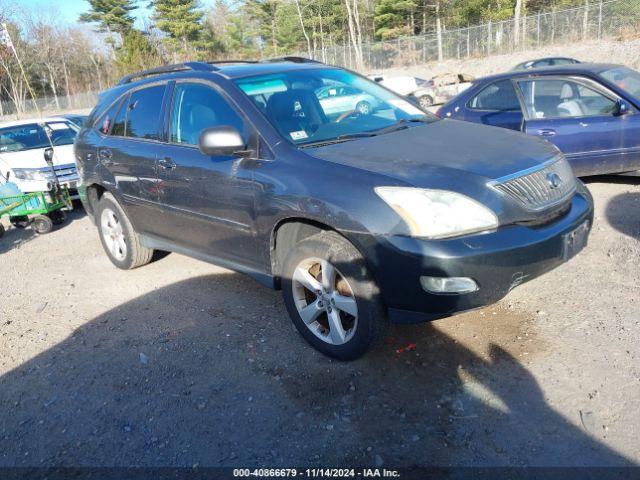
(353, 190), (594, 324)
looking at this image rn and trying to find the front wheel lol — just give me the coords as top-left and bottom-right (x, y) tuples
(32, 215), (53, 234)
(281, 231), (387, 360)
(96, 192), (153, 269)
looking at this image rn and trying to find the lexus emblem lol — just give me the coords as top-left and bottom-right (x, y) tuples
(546, 172), (563, 189)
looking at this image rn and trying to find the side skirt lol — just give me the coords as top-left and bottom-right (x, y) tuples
(140, 233), (276, 289)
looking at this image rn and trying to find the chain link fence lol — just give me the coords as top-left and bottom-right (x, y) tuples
(302, 0), (640, 71)
(0, 91), (97, 122)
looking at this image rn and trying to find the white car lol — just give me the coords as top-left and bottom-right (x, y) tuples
(0, 117), (80, 198)
(315, 85), (379, 116)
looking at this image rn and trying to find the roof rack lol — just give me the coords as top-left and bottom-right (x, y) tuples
(265, 56), (321, 64)
(207, 59), (260, 65)
(117, 62), (220, 85)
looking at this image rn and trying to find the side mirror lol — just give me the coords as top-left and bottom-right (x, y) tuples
(198, 126), (246, 157)
(44, 147), (54, 165)
(614, 99), (631, 116)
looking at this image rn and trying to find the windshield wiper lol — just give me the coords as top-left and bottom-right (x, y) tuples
(299, 118), (431, 149)
(370, 117), (431, 136)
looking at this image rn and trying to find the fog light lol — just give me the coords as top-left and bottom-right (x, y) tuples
(420, 276), (478, 294)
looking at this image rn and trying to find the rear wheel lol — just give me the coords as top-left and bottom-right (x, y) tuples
(32, 215), (53, 234)
(356, 101), (372, 115)
(96, 192), (153, 269)
(419, 95), (434, 108)
(281, 231), (387, 360)
(0, 224), (4, 238)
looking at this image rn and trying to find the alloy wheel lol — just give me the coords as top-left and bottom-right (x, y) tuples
(101, 208), (127, 261)
(291, 257), (358, 345)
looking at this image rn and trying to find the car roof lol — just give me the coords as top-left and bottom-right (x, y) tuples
(477, 63), (622, 83)
(519, 56), (577, 63)
(0, 116), (71, 129)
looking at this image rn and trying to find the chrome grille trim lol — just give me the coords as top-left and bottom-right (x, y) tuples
(490, 156), (576, 212)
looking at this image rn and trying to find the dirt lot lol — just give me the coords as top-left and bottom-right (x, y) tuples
(0, 176), (639, 468)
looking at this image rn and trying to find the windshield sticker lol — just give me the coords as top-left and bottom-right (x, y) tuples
(388, 99), (424, 116)
(47, 122), (70, 131)
(290, 130), (308, 141)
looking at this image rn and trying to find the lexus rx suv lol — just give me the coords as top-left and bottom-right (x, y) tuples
(76, 58), (593, 360)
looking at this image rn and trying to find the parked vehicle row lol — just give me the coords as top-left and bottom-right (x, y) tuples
(75, 58), (593, 360)
(369, 73), (475, 108)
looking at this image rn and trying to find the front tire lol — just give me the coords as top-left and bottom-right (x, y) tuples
(32, 215), (53, 234)
(96, 192), (153, 270)
(281, 231), (387, 360)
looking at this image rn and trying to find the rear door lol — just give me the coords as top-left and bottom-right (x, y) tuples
(95, 83), (168, 233)
(516, 76), (629, 176)
(155, 80), (262, 269)
(464, 79), (524, 131)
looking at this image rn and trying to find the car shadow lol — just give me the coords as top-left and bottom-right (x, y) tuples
(583, 174), (640, 241)
(0, 207), (86, 255)
(0, 271), (633, 468)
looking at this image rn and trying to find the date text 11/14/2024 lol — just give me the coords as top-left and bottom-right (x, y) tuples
(233, 468), (401, 478)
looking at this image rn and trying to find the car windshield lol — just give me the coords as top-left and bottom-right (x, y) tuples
(600, 67), (640, 99)
(234, 68), (436, 146)
(0, 121), (78, 153)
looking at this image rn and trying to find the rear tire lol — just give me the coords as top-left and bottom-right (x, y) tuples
(32, 215), (53, 234)
(356, 101), (372, 115)
(419, 95), (434, 108)
(96, 192), (153, 270)
(281, 231), (387, 360)
(0, 224), (4, 238)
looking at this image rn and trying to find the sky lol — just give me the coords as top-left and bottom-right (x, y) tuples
(17, 0), (215, 28)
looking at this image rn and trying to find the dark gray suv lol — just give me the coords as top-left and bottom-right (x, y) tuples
(76, 58), (593, 360)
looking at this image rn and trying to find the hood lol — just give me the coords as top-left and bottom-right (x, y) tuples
(0, 144), (75, 170)
(307, 119), (559, 186)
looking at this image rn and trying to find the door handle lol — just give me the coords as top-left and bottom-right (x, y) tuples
(158, 157), (177, 170)
(537, 128), (556, 137)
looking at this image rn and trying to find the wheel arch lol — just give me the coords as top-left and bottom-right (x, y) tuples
(83, 183), (107, 219)
(270, 217), (377, 292)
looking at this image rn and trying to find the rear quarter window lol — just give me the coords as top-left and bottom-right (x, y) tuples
(468, 80), (521, 111)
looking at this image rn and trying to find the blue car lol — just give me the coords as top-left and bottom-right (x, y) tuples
(438, 63), (640, 176)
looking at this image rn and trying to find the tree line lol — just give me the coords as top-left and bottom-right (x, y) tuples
(0, 0), (599, 115)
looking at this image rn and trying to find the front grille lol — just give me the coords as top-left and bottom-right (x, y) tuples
(492, 156), (576, 211)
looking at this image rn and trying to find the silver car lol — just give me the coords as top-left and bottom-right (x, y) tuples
(316, 85), (379, 116)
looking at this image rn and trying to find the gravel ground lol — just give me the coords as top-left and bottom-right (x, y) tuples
(0, 176), (639, 468)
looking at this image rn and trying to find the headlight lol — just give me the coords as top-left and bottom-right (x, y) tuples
(12, 169), (50, 181)
(375, 187), (499, 239)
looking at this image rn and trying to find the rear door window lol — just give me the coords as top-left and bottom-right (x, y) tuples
(468, 80), (521, 111)
(125, 85), (166, 140)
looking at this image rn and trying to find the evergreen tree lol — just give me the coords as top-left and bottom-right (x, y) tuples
(114, 29), (161, 76)
(374, 0), (418, 39)
(149, 0), (207, 52)
(79, 0), (137, 34)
